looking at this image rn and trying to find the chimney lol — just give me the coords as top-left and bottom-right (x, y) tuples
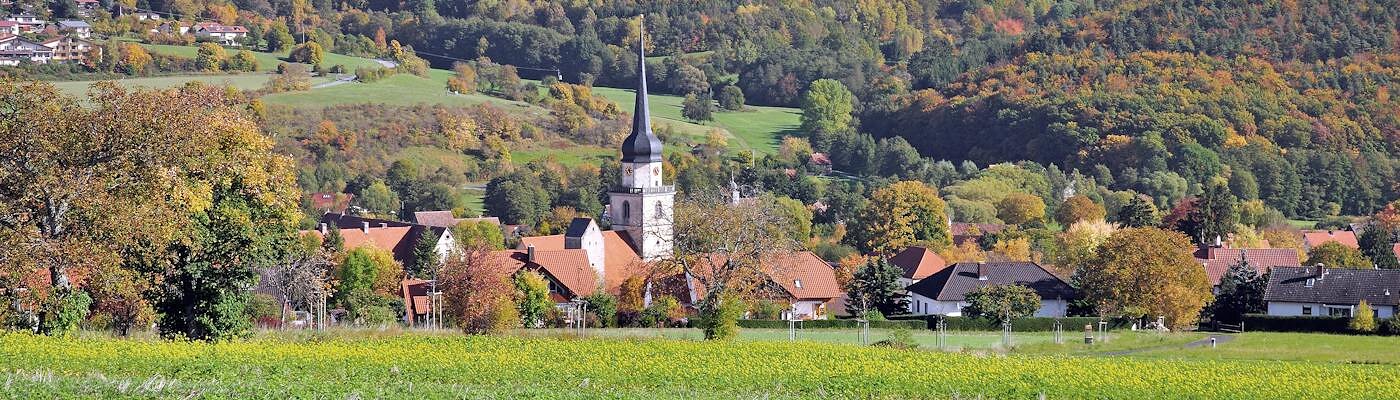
(977, 262), (988, 281)
(1315, 263), (1326, 279)
(361, 221), (370, 233)
(379, 222), (388, 229)
(526, 244), (536, 262)
(318, 223), (327, 234)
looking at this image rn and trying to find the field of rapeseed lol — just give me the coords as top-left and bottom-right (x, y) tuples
(1, 332), (1396, 399)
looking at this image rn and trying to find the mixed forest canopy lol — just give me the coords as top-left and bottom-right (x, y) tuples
(46, 0), (1397, 220)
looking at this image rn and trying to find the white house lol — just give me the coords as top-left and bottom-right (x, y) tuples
(56, 20), (91, 39)
(905, 262), (1076, 317)
(4, 13), (45, 33)
(1264, 265), (1399, 319)
(0, 21), (19, 35)
(0, 34), (54, 65)
(194, 24), (248, 46)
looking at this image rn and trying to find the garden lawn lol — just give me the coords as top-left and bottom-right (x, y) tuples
(591, 85), (798, 155)
(139, 44), (383, 72)
(261, 70), (538, 110)
(2, 332), (1397, 399)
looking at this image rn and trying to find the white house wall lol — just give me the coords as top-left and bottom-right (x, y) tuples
(1267, 301), (1396, 319)
(908, 293), (1068, 318)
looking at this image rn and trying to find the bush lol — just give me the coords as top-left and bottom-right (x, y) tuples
(928, 316), (1131, 332)
(1380, 317), (1400, 336)
(697, 294), (745, 340)
(872, 327), (918, 349)
(1349, 301), (1377, 333)
(1242, 314), (1351, 333)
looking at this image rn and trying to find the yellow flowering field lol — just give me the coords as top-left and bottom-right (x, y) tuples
(1, 332), (1396, 399)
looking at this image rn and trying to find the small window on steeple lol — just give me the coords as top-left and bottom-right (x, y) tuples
(655, 201), (665, 218)
(621, 201), (631, 224)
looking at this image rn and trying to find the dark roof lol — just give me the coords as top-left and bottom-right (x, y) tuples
(619, 20), (662, 163)
(1264, 266), (1400, 306)
(565, 217), (595, 238)
(906, 262), (1077, 301)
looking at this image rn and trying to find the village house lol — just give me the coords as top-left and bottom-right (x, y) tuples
(4, 13), (45, 33)
(56, 20), (90, 39)
(0, 21), (18, 35)
(307, 192), (354, 214)
(1300, 229), (1359, 251)
(413, 210), (500, 230)
(1193, 244), (1300, 289)
(889, 246), (947, 289)
(905, 261), (1077, 317)
(310, 213), (456, 271)
(402, 246), (595, 326)
(193, 23), (248, 46)
(1264, 265), (1399, 319)
(42, 35), (95, 63)
(73, 0), (100, 15)
(0, 34), (54, 65)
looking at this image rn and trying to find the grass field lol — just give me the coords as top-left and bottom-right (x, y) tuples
(1134, 332), (1400, 364)
(140, 44), (384, 72)
(48, 73), (330, 95)
(261, 69), (539, 110)
(591, 86), (798, 155)
(3, 331), (1396, 399)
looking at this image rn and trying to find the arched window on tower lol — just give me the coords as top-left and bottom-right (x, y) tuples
(621, 201), (631, 224)
(654, 201), (665, 219)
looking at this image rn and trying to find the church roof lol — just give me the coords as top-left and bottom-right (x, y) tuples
(620, 17), (662, 163)
(565, 217), (595, 238)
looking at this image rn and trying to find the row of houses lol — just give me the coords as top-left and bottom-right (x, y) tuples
(0, 32), (94, 65)
(152, 21), (248, 46)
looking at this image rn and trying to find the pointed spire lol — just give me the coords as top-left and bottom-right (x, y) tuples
(620, 14), (662, 163)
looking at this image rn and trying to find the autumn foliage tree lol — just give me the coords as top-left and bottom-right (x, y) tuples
(1056, 195), (1106, 227)
(1075, 227), (1213, 329)
(847, 181), (951, 255)
(1304, 241), (1374, 269)
(441, 243), (518, 334)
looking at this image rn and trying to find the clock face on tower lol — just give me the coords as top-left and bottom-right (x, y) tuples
(653, 166), (660, 175)
(625, 167), (634, 175)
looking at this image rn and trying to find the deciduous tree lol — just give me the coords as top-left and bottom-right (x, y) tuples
(1075, 227), (1212, 329)
(962, 284), (1042, 326)
(800, 79), (855, 134)
(1304, 241), (1373, 269)
(847, 181), (951, 255)
(1056, 195), (1106, 227)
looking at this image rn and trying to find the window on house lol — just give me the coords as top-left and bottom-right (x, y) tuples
(1302, 306), (1312, 316)
(793, 279), (803, 288)
(1327, 306), (1352, 317)
(1305, 278), (1315, 287)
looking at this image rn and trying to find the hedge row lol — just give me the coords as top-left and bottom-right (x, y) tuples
(736, 319), (926, 330)
(1241, 314), (1351, 333)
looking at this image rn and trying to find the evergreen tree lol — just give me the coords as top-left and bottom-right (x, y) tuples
(1117, 195), (1159, 228)
(1209, 253), (1267, 323)
(1358, 224), (1400, 269)
(1190, 180), (1239, 243)
(845, 257), (908, 317)
(409, 229), (440, 279)
(322, 225), (345, 253)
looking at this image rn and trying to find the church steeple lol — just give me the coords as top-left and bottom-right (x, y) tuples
(620, 15), (662, 164)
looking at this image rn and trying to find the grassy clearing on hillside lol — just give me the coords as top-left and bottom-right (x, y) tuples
(48, 73), (331, 95)
(591, 86), (798, 155)
(2, 332), (1395, 399)
(140, 44), (383, 72)
(262, 69), (537, 110)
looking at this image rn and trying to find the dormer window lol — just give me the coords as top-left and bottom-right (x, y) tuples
(794, 279), (803, 288)
(1305, 278), (1315, 287)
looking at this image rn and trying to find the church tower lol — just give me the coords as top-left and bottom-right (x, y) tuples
(609, 17), (674, 261)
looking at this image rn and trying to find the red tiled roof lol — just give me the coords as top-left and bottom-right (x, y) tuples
(951, 222), (1004, 245)
(309, 192), (353, 213)
(413, 210), (458, 228)
(492, 249), (596, 298)
(1301, 230), (1359, 249)
(763, 251), (842, 301)
(0, 21), (16, 27)
(1195, 247), (1300, 286)
(889, 246), (948, 280)
(519, 230), (646, 293)
(198, 25), (248, 33)
(305, 226), (417, 265)
(1394, 243), (1400, 261)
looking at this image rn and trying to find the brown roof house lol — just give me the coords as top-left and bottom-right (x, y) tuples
(905, 262), (1077, 317)
(401, 246), (597, 326)
(889, 246), (948, 286)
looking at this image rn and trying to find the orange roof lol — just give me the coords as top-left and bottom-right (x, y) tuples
(1394, 243), (1400, 261)
(339, 226), (414, 253)
(889, 246), (947, 280)
(1301, 230), (1359, 249)
(518, 230), (645, 292)
(763, 251), (842, 301)
(1195, 247), (1300, 286)
(492, 249), (597, 298)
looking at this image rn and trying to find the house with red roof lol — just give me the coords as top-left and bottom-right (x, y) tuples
(0, 21), (18, 35)
(889, 246), (948, 288)
(1193, 244), (1300, 288)
(1301, 229), (1359, 251)
(193, 23), (248, 46)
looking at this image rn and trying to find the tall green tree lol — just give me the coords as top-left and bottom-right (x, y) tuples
(409, 229), (440, 279)
(1116, 195), (1159, 228)
(1190, 180), (1239, 243)
(681, 92), (714, 122)
(847, 181), (950, 255)
(1358, 224), (1399, 269)
(844, 257), (908, 317)
(513, 270), (552, 328)
(1075, 227), (1213, 329)
(800, 79), (855, 134)
(265, 23), (294, 52)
